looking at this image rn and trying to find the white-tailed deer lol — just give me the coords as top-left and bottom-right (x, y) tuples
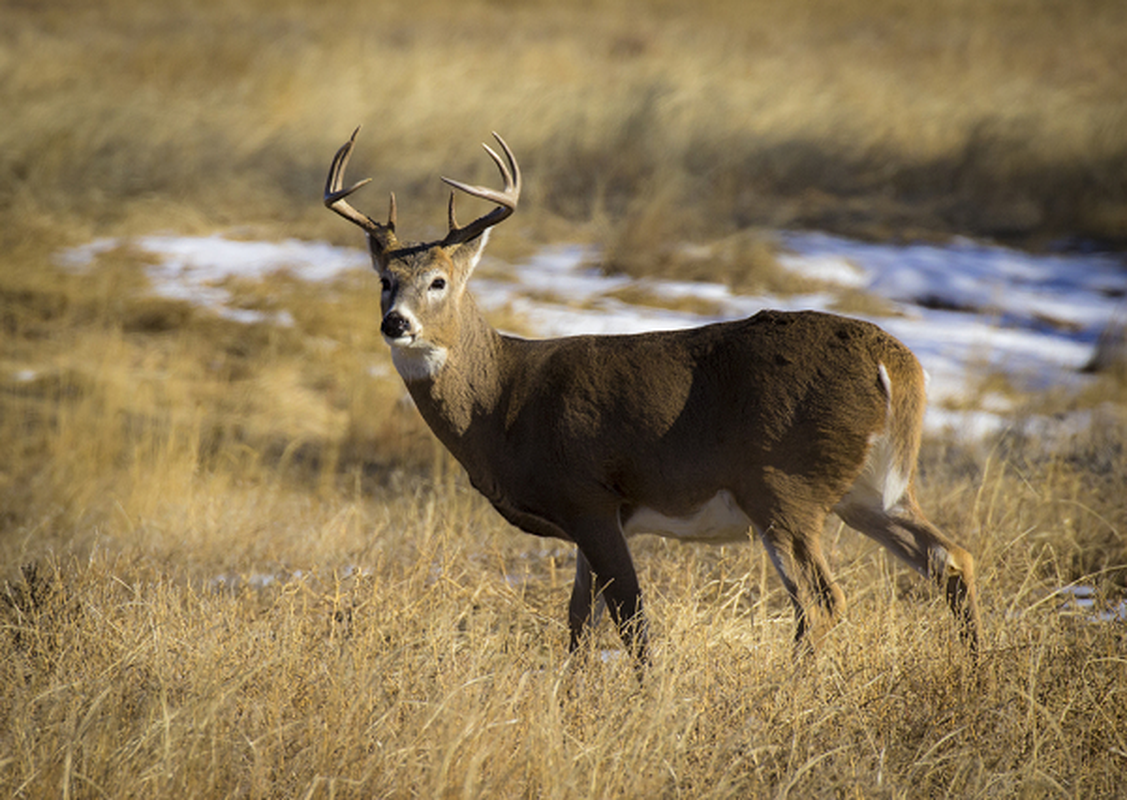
(324, 128), (982, 664)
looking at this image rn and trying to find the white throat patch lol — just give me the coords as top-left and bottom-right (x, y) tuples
(391, 342), (448, 382)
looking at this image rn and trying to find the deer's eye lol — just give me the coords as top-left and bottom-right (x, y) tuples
(429, 277), (447, 292)
(379, 277), (391, 292)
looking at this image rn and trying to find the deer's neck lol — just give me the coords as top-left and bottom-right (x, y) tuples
(402, 301), (507, 452)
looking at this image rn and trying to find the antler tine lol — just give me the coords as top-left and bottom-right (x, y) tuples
(323, 127), (397, 251)
(447, 191), (459, 231)
(441, 132), (522, 246)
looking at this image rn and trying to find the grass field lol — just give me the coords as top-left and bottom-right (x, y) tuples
(3, 0), (1127, 796)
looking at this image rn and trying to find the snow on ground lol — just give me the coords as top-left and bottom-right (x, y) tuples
(60, 234), (369, 326)
(61, 231), (1126, 438)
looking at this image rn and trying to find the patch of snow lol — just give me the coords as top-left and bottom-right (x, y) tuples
(922, 407), (1010, 440)
(779, 231), (1123, 338)
(60, 235), (368, 327)
(60, 231), (1127, 440)
(782, 252), (869, 288)
(1057, 585), (1127, 624)
(778, 232), (1125, 418)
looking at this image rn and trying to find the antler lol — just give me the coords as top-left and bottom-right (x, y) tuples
(324, 127), (398, 254)
(441, 132), (522, 247)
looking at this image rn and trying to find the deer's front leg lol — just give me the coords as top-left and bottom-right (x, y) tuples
(568, 549), (596, 651)
(568, 519), (649, 665)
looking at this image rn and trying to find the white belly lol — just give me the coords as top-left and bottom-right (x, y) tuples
(622, 490), (752, 543)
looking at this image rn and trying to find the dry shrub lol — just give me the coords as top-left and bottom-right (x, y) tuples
(603, 224), (824, 296)
(1085, 315), (1127, 379)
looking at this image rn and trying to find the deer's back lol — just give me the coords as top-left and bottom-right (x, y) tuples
(488, 310), (916, 519)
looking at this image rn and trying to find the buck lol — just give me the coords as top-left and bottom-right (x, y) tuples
(324, 128), (982, 664)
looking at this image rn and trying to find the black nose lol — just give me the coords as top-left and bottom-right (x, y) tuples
(381, 312), (410, 339)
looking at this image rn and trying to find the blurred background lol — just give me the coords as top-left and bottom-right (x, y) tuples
(3, 0), (1125, 253)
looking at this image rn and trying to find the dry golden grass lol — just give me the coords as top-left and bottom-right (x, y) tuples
(3, 0), (1127, 796)
(3, 233), (1127, 798)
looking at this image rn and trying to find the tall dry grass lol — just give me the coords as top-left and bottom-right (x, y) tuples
(3, 233), (1127, 797)
(3, 0), (1127, 796)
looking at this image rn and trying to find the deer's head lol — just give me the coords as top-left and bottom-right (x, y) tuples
(324, 128), (521, 380)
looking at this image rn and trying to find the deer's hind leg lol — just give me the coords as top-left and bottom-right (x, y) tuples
(751, 502), (847, 650)
(834, 485), (981, 655)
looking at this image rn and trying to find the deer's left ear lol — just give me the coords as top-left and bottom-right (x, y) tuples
(445, 230), (492, 279)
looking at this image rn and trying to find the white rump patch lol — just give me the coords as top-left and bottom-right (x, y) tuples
(845, 361), (909, 511)
(861, 429), (910, 511)
(622, 490), (752, 543)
